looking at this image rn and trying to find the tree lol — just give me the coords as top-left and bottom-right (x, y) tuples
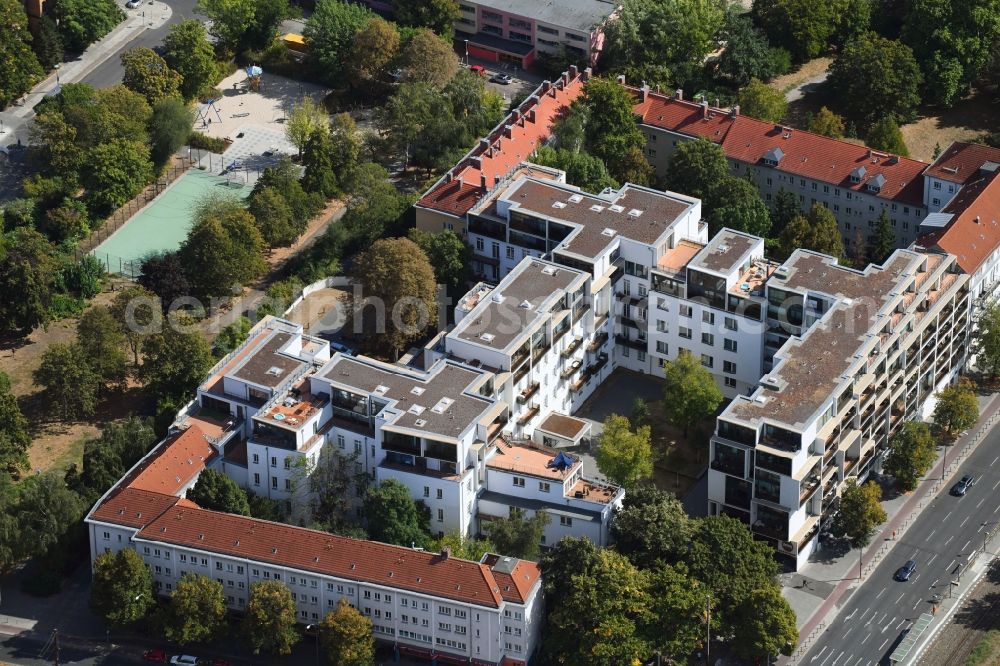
(732, 586), (798, 658)
(719, 10), (783, 85)
(738, 78), (788, 123)
(90, 548), (155, 627)
(594, 414), (652, 489)
(706, 176), (771, 237)
(77, 305), (127, 392)
(32, 14), (64, 70)
(349, 238), (438, 358)
(407, 229), (471, 300)
(0, 228), (55, 337)
(83, 139), (155, 212)
(400, 28), (459, 88)
(428, 531), (496, 562)
(630, 397), (650, 428)
(304, 0), (374, 85)
(286, 96), (329, 158)
(329, 112), (362, 178)
(612, 485), (693, 569)
(213, 316), (251, 357)
(933, 380), (979, 436)
(485, 509), (550, 560)
(662, 350), (723, 435)
(308, 447), (367, 536)
(34, 343), (99, 420)
(241, 0), (291, 51)
(187, 468), (251, 515)
(319, 599), (375, 666)
(644, 564), (711, 661)
(179, 203), (267, 299)
(0, 0), (44, 109)
(663, 138), (729, 201)
(0, 373), (29, 478)
(867, 116), (909, 156)
(50, 0), (123, 52)
(974, 303), (1000, 378)
(392, 0), (458, 38)
(782, 204), (844, 259)
(530, 146), (618, 193)
(751, 0), (838, 62)
(253, 158), (323, 223)
(139, 252), (190, 310)
(242, 580), (300, 655)
(345, 17), (399, 91)
(301, 130), (338, 198)
(76, 417), (156, 501)
(249, 186), (298, 248)
(162, 20), (217, 99)
(140, 327), (214, 405)
(870, 210), (896, 263)
(364, 479), (431, 548)
(159, 573), (227, 645)
(150, 97), (195, 166)
(837, 478), (886, 549)
(808, 106), (846, 138)
(194, 0), (254, 52)
(883, 421), (937, 491)
(121, 47), (182, 104)
(828, 33), (922, 126)
(41, 198), (89, 240)
(581, 77), (650, 185)
(902, 0), (1000, 107)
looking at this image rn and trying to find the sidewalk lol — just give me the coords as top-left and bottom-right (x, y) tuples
(782, 392), (1000, 663)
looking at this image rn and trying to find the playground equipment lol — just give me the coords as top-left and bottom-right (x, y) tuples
(196, 99), (223, 128)
(245, 65), (263, 92)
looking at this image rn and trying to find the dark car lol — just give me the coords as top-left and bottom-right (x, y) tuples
(951, 474), (975, 496)
(490, 73), (513, 85)
(143, 650), (167, 663)
(894, 560), (916, 582)
(198, 659), (229, 666)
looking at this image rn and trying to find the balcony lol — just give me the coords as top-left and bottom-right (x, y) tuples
(516, 382), (539, 404)
(512, 363), (529, 386)
(517, 405), (540, 426)
(799, 474), (821, 504)
(572, 303), (591, 325)
(561, 337), (582, 358)
(560, 359), (582, 380)
(615, 334), (646, 351)
(586, 331), (609, 352)
(585, 353), (609, 377)
(531, 342), (550, 363)
(753, 521), (787, 541)
(570, 377), (587, 393)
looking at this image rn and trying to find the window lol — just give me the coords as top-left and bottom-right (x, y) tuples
(513, 477), (525, 488)
(638, 350), (646, 362)
(271, 477), (277, 489)
(539, 481), (550, 492)
(283, 458), (290, 470)
(723, 360), (737, 374)
(701, 354), (713, 368)
(103, 531), (110, 540)
(270, 456), (277, 468)
(933, 181), (941, 190)
(560, 516), (573, 526)
(566, 32), (585, 41)
(437, 509), (444, 522)
(724, 338), (737, 352)
(724, 317), (737, 331)
(656, 341), (668, 354)
(679, 304), (692, 318)
(252, 453), (259, 464)
(436, 489), (443, 500)
(423, 486), (429, 498)
(702, 311), (714, 325)
(475, 237), (484, 251)
(506, 246), (514, 259)
(727, 377), (739, 389)
(702, 332), (714, 346)
(656, 320), (668, 333)
(284, 479), (291, 491)
(679, 326), (692, 339)
(253, 473), (260, 486)
(538, 25), (558, 35)
(337, 435), (345, 449)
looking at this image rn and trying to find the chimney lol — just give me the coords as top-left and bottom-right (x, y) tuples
(445, 172), (453, 183)
(583, 67), (592, 81)
(701, 99), (709, 119)
(503, 124), (513, 139)
(441, 547), (451, 560)
(675, 88), (683, 101)
(542, 80), (552, 93)
(527, 108), (536, 123)
(512, 109), (521, 123)
(568, 64), (578, 79)
(975, 216), (982, 225)
(714, 98), (720, 108)
(639, 81), (649, 103)
(616, 74), (626, 85)
(731, 104), (740, 117)
(479, 138), (490, 153)
(562, 70), (570, 86)
(480, 174), (488, 189)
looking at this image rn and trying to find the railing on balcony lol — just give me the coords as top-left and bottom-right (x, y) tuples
(614, 334), (646, 351)
(530, 342), (550, 363)
(512, 363), (529, 385)
(586, 331), (609, 352)
(560, 359), (582, 380)
(561, 337), (582, 358)
(799, 474), (821, 503)
(517, 406), (540, 426)
(516, 382), (540, 405)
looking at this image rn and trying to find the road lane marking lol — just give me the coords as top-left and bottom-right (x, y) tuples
(818, 649), (835, 666)
(842, 628), (852, 640)
(932, 578), (940, 587)
(811, 646), (828, 662)
(993, 478), (1000, 490)
(846, 609), (857, 621)
(947, 559), (956, 571)
(895, 593), (905, 604)
(995, 503), (1000, 513)
(861, 633), (871, 645)
(860, 609), (872, 622)
(964, 539), (972, 551)
(831, 652), (843, 666)
(978, 497), (986, 508)
(875, 587), (886, 600)
(992, 456), (999, 466)
(913, 599), (921, 610)
(878, 612), (888, 624)
(961, 516), (970, 527)
(880, 638), (890, 650)
(946, 535), (955, 545)
(927, 554), (938, 566)
(897, 619), (907, 630)
(927, 528), (937, 541)
(945, 511), (953, 520)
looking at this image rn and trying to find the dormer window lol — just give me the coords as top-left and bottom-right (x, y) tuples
(762, 147), (784, 167)
(849, 166), (867, 184)
(866, 173), (886, 193)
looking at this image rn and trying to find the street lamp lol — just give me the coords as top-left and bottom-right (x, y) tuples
(464, 40), (469, 65)
(305, 624), (319, 666)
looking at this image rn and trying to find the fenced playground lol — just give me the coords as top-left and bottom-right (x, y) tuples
(88, 169), (249, 278)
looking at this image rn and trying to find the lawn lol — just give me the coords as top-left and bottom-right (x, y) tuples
(965, 630), (1000, 666)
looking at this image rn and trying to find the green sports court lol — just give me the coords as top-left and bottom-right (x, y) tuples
(90, 169), (249, 275)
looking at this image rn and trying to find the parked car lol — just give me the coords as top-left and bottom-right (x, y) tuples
(198, 659), (229, 666)
(143, 650), (167, 663)
(894, 559), (916, 582)
(170, 657), (199, 666)
(469, 65), (486, 76)
(490, 73), (513, 85)
(125, 0), (142, 8)
(951, 474), (975, 496)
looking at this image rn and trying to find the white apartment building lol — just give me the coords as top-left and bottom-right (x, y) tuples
(708, 249), (970, 569)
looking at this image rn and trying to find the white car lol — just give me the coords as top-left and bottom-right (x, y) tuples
(125, 0), (142, 8)
(170, 657), (198, 666)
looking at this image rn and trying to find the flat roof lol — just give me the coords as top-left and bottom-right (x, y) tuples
(536, 412), (589, 440)
(469, 0), (617, 32)
(688, 229), (760, 275)
(486, 443), (579, 480)
(451, 258), (585, 351)
(505, 178), (693, 260)
(318, 356), (495, 441)
(231, 331), (307, 388)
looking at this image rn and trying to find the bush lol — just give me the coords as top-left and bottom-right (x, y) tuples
(187, 131), (231, 153)
(769, 48), (793, 77)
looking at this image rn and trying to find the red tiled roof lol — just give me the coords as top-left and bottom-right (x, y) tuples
(920, 170), (1000, 274)
(925, 142), (1000, 185)
(135, 505), (507, 608)
(634, 92), (927, 205)
(417, 72), (586, 217)
(482, 554), (541, 604)
(90, 488), (183, 528)
(129, 425), (217, 496)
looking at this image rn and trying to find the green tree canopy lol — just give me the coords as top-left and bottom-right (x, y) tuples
(828, 32), (922, 126)
(346, 17), (399, 92)
(213, 316), (251, 357)
(737, 78), (788, 123)
(751, 0), (838, 62)
(159, 573), (227, 645)
(732, 586), (798, 658)
(581, 77), (651, 185)
(780, 203), (844, 259)
(76, 305), (127, 392)
(662, 350), (723, 435)
(808, 106), (846, 138)
(197, 0), (289, 53)
(187, 468), (251, 515)
(866, 116), (909, 156)
(302, 130), (339, 198)
(664, 137), (729, 201)
(51, 0), (124, 52)
(0, 372), (30, 477)
(90, 548), (155, 627)
(121, 47), (182, 104)
(0, 0), (44, 108)
(286, 96), (329, 158)
(400, 28), (460, 88)
(150, 97), (195, 166)
(611, 485), (693, 569)
(595, 414), (653, 489)
(304, 0), (374, 85)
(179, 199), (267, 299)
(162, 19), (217, 99)
(837, 478), (887, 549)
(484, 508), (550, 560)
(0, 228), (55, 337)
(719, 10), (786, 85)
(406, 228), (471, 301)
(83, 139), (155, 212)
(33, 15), (64, 70)
(243, 580), (301, 655)
(933, 380), (979, 436)
(320, 598), (376, 666)
(364, 479), (431, 548)
(884, 421), (937, 491)
(34, 342), (100, 420)
(973, 303), (1000, 378)
(75, 417), (157, 502)
(530, 146), (618, 194)
(248, 186), (298, 248)
(870, 210), (896, 263)
(138, 252), (190, 310)
(140, 326), (214, 405)
(348, 237), (438, 358)
(706, 176), (772, 237)
(392, 0), (458, 38)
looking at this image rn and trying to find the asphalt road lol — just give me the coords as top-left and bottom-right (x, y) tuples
(801, 427), (1000, 666)
(81, 0), (201, 89)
